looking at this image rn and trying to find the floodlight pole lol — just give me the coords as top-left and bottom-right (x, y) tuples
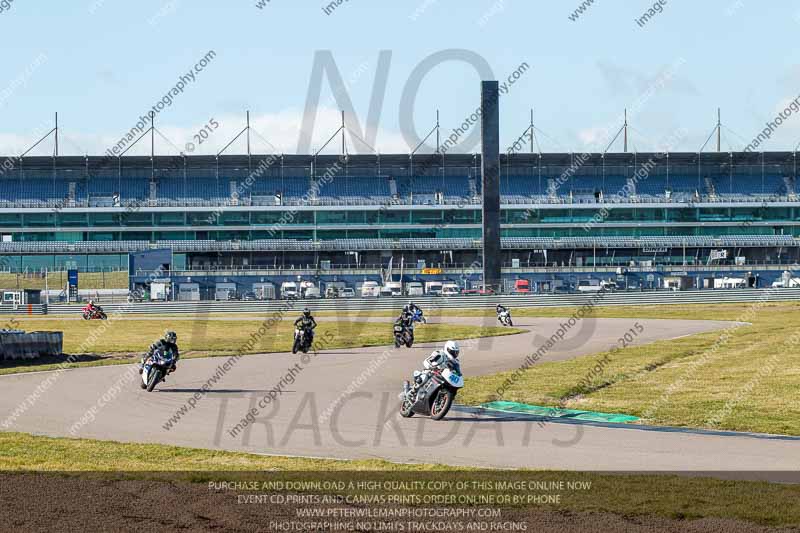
(54, 112), (59, 157)
(529, 109), (534, 154)
(717, 108), (721, 153)
(151, 111), (155, 179)
(623, 108), (628, 153)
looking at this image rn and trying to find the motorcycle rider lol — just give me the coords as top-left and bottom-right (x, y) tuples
(394, 310), (414, 334)
(496, 303), (510, 322)
(294, 308), (317, 344)
(406, 340), (460, 397)
(140, 331), (179, 376)
(83, 299), (100, 318)
(403, 301), (426, 324)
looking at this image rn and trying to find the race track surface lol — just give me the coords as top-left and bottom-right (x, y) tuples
(2, 314), (798, 479)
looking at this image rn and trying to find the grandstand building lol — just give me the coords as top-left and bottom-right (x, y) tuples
(1, 150), (799, 293)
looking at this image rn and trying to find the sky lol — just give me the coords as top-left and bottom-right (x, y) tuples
(0, 0), (799, 157)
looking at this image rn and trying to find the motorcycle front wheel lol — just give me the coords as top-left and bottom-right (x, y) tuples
(399, 398), (415, 418)
(146, 368), (162, 392)
(292, 337), (300, 354)
(430, 388), (454, 420)
(394, 336), (402, 348)
(405, 334), (414, 348)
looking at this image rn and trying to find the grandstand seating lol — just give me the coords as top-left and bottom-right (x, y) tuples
(0, 172), (797, 207)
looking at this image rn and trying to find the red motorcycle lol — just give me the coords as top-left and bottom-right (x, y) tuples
(82, 306), (107, 320)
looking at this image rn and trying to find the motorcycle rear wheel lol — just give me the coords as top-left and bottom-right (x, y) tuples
(405, 335), (414, 348)
(430, 388), (454, 420)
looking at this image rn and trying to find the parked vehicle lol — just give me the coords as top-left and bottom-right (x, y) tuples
(462, 286), (495, 295)
(341, 287), (355, 298)
(406, 282), (424, 297)
(424, 281), (443, 296)
(577, 279), (616, 293)
(361, 281), (380, 297)
(304, 286), (322, 299)
(280, 282), (299, 299)
(382, 282), (402, 297)
(441, 283), (460, 297)
(513, 279), (531, 294)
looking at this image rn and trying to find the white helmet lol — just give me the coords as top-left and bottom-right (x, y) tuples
(444, 340), (460, 361)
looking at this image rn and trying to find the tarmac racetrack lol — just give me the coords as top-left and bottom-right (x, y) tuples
(1, 314), (798, 480)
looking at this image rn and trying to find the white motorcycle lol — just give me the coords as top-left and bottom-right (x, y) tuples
(498, 310), (513, 327)
(400, 360), (464, 420)
(139, 347), (176, 392)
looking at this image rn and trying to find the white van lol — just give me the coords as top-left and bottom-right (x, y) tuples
(361, 281), (380, 297)
(425, 281), (443, 296)
(280, 281), (298, 299)
(406, 282), (424, 296)
(441, 283), (460, 297)
(382, 281), (402, 297)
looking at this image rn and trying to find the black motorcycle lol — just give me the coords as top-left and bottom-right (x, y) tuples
(400, 361), (464, 420)
(393, 321), (414, 348)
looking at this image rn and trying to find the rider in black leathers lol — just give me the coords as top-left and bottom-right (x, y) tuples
(294, 308), (317, 344)
(140, 331), (179, 376)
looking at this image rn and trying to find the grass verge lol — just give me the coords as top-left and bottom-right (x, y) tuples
(0, 318), (520, 375)
(458, 302), (800, 436)
(0, 431), (798, 526)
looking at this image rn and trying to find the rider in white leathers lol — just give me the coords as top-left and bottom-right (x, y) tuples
(407, 340), (460, 396)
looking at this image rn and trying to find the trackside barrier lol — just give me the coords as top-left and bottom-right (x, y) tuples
(45, 288), (800, 316)
(0, 331), (63, 360)
(0, 305), (47, 316)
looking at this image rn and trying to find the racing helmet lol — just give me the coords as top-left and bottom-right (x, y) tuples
(88, 299), (95, 306)
(303, 308), (311, 318)
(165, 331), (177, 343)
(444, 340), (460, 361)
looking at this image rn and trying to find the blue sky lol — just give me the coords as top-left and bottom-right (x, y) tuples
(0, 0), (799, 156)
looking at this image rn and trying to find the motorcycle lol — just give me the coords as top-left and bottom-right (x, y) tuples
(393, 321), (414, 348)
(292, 326), (312, 354)
(410, 309), (427, 325)
(139, 347), (176, 392)
(498, 310), (513, 327)
(82, 307), (107, 320)
(399, 360), (464, 420)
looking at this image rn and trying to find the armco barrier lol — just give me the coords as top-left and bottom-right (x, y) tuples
(0, 331), (63, 360)
(0, 304), (47, 316)
(45, 288), (800, 316)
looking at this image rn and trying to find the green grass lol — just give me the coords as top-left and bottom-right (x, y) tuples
(0, 317), (521, 375)
(458, 302), (800, 435)
(1, 431), (799, 526)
